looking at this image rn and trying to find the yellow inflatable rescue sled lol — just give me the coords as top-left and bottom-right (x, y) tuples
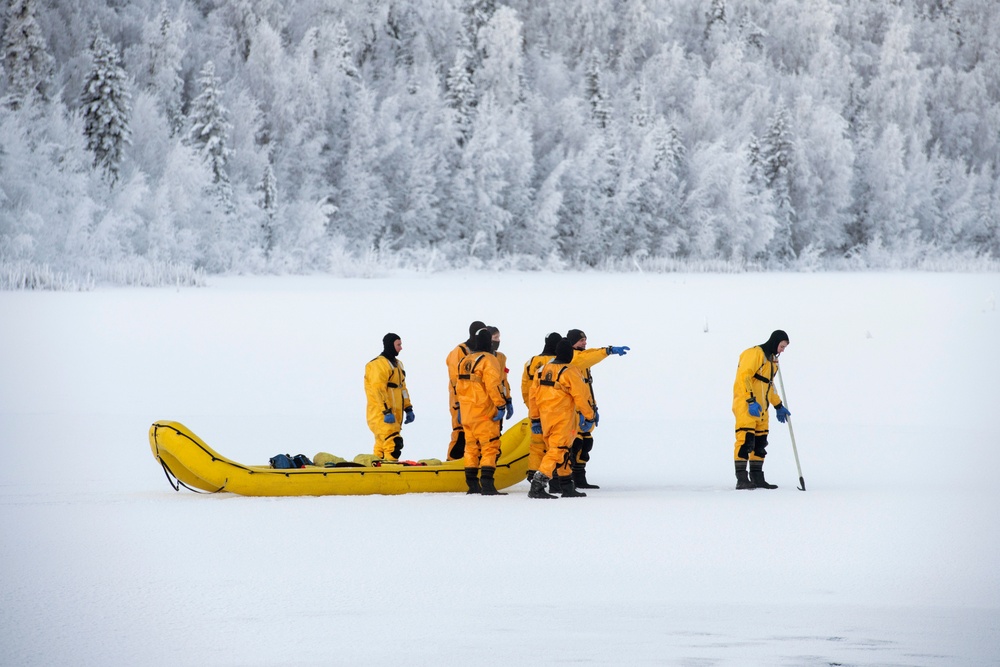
(149, 419), (532, 496)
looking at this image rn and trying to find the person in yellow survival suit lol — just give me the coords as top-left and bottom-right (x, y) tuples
(520, 332), (562, 482)
(565, 328), (630, 490)
(732, 330), (791, 490)
(446, 320), (485, 460)
(527, 338), (597, 499)
(455, 328), (508, 495)
(364, 333), (414, 461)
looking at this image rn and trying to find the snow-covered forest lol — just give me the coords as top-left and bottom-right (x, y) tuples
(2, 0), (999, 287)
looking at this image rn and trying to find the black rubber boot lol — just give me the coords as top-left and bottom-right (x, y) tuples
(464, 467), (480, 494)
(735, 460), (755, 490)
(559, 474), (587, 497)
(748, 460), (777, 489)
(479, 467), (507, 495)
(572, 464), (600, 489)
(548, 475), (560, 495)
(528, 472), (558, 499)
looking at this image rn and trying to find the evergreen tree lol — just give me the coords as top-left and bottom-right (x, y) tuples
(331, 19), (358, 79)
(867, 17), (929, 150)
(446, 46), (475, 145)
(187, 61), (232, 195)
(81, 33), (132, 186)
(2, 0), (53, 109)
(136, 3), (186, 136)
(382, 63), (450, 251)
(556, 153), (607, 264)
(463, 0), (497, 66)
(585, 50), (611, 130)
(615, 0), (663, 72)
(474, 6), (525, 106)
(258, 163), (277, 257)
(747, 132), (768, 198)
(761, 104), (795, 260)
(705, 0), (727, 42)
(743, 133), (778, 258)
(334, 85), (389, 250)
(866, 123), (919, 249)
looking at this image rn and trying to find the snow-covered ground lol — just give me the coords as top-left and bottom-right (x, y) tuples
(1, 272), (998, 666)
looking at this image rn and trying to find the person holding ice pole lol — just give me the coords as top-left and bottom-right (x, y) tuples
(732, 330), (791, 490)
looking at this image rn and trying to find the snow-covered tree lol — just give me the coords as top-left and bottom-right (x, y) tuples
(331, 19), (358, 79)
(187, 61), (232, 193)
(0, 96), (96, 270)
(258, 162), (277, 257)
(743, 133), (778, 258)
(761, 104), (795, 260)
(2, 0), (53, 109)
(132, 3), (186, 136)
(650, 121), (689, 256)
(446, 46), (476, 145)
(474, 6), (524, 107)
(867, 16), (930, 150)
(584, 50), (611, 130)
(81, 33), (132, 186)
(855, 123), (918, 250)
(705, 0), (727, 42)
(462, 0), (497, 66)
(333, 85), (389, 250)
(787, 96), (854, 255)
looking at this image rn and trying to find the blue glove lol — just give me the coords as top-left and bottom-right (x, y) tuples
(504, 399), (514, 420)
(403, 407), (415, 424)
(530, 419), (542, 435)
(579, 413), (595, 432)
(775, 405), (791, 423)
(593, 409), (600, 426)
(609, 345), (630, 356)
(747, 402), (762, 418)
(492, 406), (505, 422)
(383, 411), (396, 424)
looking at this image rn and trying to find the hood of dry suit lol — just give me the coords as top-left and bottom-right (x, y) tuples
(541, 332), (562, 355)
(759, 330), (789, 359)
(465, 320), (486, 348)
(473, 328), (494, 353)
(554, 338), (575, 364)
(381, 333), (400, 363)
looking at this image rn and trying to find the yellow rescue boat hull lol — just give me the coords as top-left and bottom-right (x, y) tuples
(149, 419), (532, 496)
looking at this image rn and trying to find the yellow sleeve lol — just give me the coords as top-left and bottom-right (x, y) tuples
(527, 371), (541, 421)
(446, 344), (465, 391)
(735, 347), (762, 403)
(364, 357), (390, 411)
(571, 347), (610, 371)
(520, 359), (534, 406)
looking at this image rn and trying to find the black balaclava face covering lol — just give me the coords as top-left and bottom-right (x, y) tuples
(487, 326), (500, 352)
(554, 339), (575, 364)
(466, 320), (486, 347)
(381, 333), (400, 363)
(566, 329), (586, 347)
(473, 328), (494, 353)
(541, 332), (561, 355)
(759, 330), (789, 359)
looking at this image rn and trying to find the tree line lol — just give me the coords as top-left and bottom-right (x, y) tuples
(2, 0), (999, 287)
